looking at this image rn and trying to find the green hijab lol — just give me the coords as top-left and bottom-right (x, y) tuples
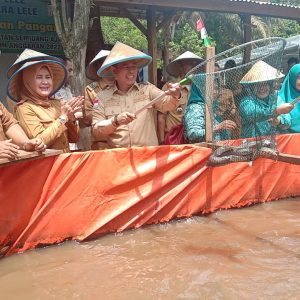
(279, 64), (300, 102)
(278, 64), (300, 132)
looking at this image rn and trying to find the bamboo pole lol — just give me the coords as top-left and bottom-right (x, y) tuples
(205, 46), (215, 143)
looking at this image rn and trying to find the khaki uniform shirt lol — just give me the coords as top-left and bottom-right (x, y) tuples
(84, 79), (112, 126)
(92, 82), (178, 148)
(164, 84), (190, 134)
(84, 79), (113, 149)
(6, 97), (17, 117)
(16, 100), (79, 153)
(0, 103), (18, 141)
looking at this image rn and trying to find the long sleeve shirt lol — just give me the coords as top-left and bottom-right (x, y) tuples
(0, 103), (18, 141)
(92, 82), (178, 148)
(16, 100), (79, 153)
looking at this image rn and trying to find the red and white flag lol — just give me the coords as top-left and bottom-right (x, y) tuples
(196, 17), (211, 47)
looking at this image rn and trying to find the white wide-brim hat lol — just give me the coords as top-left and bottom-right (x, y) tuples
(85, 50), (110, 81)
(166, 51), (204, 77)
(97, 42), (152, 78)
(240, 60), (284, 84)
(7, 48), (63, 78)
(7, 60), (67, 102)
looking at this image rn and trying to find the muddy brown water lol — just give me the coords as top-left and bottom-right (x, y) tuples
(0, 198), (299, 300)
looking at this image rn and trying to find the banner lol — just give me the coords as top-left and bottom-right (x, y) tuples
(1, 134), (300, 257)
(0, 0), (63, 54)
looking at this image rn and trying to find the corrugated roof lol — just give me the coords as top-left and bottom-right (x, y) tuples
(229, 0), (300, 9)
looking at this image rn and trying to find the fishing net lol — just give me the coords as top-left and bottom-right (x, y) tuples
(186, 37), (286, 166)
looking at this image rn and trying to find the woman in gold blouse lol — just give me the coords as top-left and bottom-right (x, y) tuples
(7, 58), (83, 153)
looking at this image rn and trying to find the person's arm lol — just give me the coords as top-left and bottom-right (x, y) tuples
(149, 83), (181, 112)
(184, 102), (206, 143)
(6, 123), (34, 147)
(81, 87), (95, 127)
(5, 124), (46, 151)
(275, 96), (292, 129)
(240, 98), (274, 123)
(157, 112), (167, 144)
(91, 101), (117, 140)
(16, 104), (67, 147)
(0, 103), (45, 158)
(66, 121), (80, 143)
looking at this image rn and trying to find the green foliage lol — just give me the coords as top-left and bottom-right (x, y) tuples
(267, 18), (300, 38)
(168, 23), (205, 59)
(203, 13), (242, 52)
(101, 9), (300, 62)
(101, 16), (147, 50)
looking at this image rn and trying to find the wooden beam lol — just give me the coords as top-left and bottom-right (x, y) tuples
(156, 10), (176, 32)
(276, 153), (300, 165)
(120, 7), (147, 36)
(147, 6), (157, 85)
(94, 0), (300, 21)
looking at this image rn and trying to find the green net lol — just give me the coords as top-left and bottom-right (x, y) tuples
(186, 37), (286, 166)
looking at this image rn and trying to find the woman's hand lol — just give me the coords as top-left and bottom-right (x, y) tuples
(22, 138), (47, 152)
(69, 96), (85, 113)
(61, 103), (75, 122)
(214, 120), (237, 132)
(61, 96), (85, 121)
(0, 139), (19, 159)
(276, 103), (294, 115)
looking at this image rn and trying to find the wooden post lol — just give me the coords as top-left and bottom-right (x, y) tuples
(241, 14), (252, 64)
(147, 6), (157, 85)
(205, 46), (215, 143)
(86, 5), (103, 66)
(160, 12), (177, 82)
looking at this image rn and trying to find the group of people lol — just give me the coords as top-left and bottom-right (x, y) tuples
(184, 58), (300, 143)
(1, 41), (300, 160)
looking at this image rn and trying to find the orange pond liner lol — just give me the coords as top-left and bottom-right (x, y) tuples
(1, 134), (300, 256)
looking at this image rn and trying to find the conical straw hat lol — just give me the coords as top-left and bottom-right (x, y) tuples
(85, 50), (110, 81)
(166, 51), (204, 77)
(240, 60), (284, 84)
(7, 48), (62, 78)
(7, 60), (67, 103)
(97, 42), (152, 77)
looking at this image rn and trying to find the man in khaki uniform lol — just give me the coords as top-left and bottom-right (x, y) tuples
(0, 102), (46, 159)
(84, 50), (113, 125)
(92, 42), (181, 148)
(83, 50), (115, 149)
(157, 51), (204, 144)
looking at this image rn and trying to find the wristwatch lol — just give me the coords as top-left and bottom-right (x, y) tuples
(59, 115), (68, 124)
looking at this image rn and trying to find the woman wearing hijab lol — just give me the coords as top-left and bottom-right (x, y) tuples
(184, 75), (237, 143)
(7, 55), (83, 153)
(278, 64), (300, 133)
(239, 61), (294, 138)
